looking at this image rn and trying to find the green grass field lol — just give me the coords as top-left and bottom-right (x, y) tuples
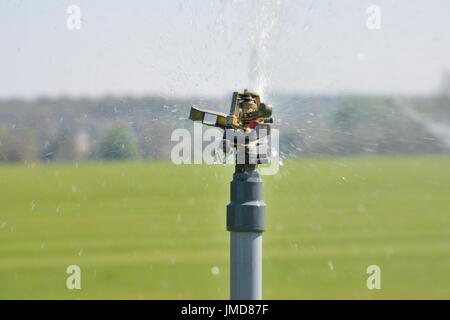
(0, 156), (449, 299)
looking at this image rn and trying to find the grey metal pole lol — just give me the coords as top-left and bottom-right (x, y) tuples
(227, 166), (266, 300)
(230, 232), (262, 299)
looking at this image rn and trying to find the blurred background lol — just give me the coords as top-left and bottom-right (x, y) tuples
(0, 0), (449, 299)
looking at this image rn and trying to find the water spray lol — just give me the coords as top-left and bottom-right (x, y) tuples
(190, 90), (273, 299)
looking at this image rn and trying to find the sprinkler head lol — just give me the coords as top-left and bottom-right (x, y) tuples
(189, 90), (273, 168)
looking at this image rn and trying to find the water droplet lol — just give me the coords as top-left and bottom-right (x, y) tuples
(356, 53), (366, 62)
(357, 204), (366, 214)
(327, 260), (335, 271)
(386, 246), (395, 257)
(211, 266), (220, 276)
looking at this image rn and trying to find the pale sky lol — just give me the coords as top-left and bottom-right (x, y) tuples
(1, 0), (449, 99)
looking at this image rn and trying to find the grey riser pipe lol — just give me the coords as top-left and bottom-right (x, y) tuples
(230, 232), (262, 300)
(227, 168), (265, 300)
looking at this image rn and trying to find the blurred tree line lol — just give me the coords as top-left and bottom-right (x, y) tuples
(0, 93), (449, 163)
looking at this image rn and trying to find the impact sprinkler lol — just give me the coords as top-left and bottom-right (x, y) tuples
(189, 90), (273, 300)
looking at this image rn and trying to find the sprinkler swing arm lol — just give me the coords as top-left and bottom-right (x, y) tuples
(189, 90), (273, 130)
(189, 90), (273, 300)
